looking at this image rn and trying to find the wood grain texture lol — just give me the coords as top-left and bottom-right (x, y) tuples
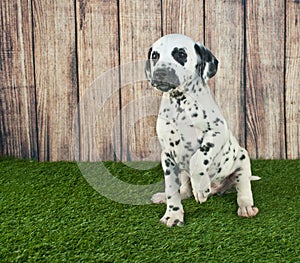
(245, 0), (285, 159)
(119, 0), (162, 161)
(33, 1), (78, 161)
(0, 0), (299, 161)
(162, 0), (204, 40)
(205, 0), (245, 146)
(76, 0), (120, 161)
(286, 0), (300, 159)
(0, 0), (38, 159)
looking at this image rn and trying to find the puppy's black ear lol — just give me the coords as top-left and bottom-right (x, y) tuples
(194, 43), (218, 82)
(145, 47), (152, 81)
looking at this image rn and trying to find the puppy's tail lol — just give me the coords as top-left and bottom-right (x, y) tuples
(250, 175), (261, 181)
(212, 174), (261, 196)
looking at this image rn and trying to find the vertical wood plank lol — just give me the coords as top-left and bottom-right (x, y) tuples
(76, 0), (120, 161)
(162, 0), (204, 40)
(286, 0), (300, 159)
(205, 0), (245, 146)
(0, 0), (38, 159)
(33, 1), (78, 161)
(246, 0), (285, 159)
(119, 0), (162, 161)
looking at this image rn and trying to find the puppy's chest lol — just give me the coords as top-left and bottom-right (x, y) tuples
(157, 94), (207, 151)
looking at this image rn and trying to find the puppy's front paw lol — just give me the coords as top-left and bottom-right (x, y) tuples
(160, 209), (184, 227)
(192, 187), (211, 204)
(237, 196), (259, 217)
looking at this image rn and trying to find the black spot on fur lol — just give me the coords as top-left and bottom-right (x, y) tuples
(212, 132), (221, 137)
(240, 154), (246, 160)
(204, 160), (209, 165)
(172, 219), (181, 226)
(173, 207), (180, 211)
(207, 142), (214, 148)
(213, 118), (224, 126)
(165, 160), (170, 167)
(198, 138), (204, 145)
(199, 142), (215, 154)
(165, 169), (171, 175)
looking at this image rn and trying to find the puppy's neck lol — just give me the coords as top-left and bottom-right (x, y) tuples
(166, 77), (209, 99)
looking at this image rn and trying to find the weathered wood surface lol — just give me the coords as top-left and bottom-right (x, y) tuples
(205, 0), (245, 146)
(286, 0), (300, 159)
(76, 0), (120, 161)
(0, 0), (38, 159)
(0, 0), (299, 161)
(162, 0), (204, 40)
(245, 0), (286, 159)
(33, 0), (78, 161)
(119, 0), (162, 161)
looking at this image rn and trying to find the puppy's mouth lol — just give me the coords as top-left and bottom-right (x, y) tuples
(151, 81), (177, 92)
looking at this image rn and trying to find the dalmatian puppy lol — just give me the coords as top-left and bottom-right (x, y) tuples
(145, 34), (259, 227)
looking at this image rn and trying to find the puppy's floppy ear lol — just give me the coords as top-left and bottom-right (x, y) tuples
(194, 42), (218, 82)
(145, 47), (152, 81)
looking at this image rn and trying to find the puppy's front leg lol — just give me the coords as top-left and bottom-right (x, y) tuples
(159, 152), (184, 227)
(189, 149), (212, 203)
(189, 130), (224, 203)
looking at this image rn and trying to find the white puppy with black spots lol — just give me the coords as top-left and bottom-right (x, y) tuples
(145, 34), (260, 227)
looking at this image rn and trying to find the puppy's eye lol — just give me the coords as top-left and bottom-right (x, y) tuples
(152, 51), (160, 61)
(178, 50), (187, 59)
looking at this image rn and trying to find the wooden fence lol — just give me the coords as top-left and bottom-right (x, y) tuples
(0, 0), (299, 161)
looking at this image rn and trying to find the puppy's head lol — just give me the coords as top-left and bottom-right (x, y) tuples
(145, 34), (218, 92)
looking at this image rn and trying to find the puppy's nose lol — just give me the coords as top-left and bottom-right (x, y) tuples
(153, 68), (168, 80)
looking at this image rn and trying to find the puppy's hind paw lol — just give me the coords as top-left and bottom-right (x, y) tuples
(238, 206), (259, 218)
(151, 192), (166, 204)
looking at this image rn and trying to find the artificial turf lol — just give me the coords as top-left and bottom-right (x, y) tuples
(0, 158), (299, 262)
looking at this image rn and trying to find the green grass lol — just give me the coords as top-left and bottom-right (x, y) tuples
(0, 158), (299, 262)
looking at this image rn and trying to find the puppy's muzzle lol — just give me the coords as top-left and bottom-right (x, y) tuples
(152, 67), (180, 92)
